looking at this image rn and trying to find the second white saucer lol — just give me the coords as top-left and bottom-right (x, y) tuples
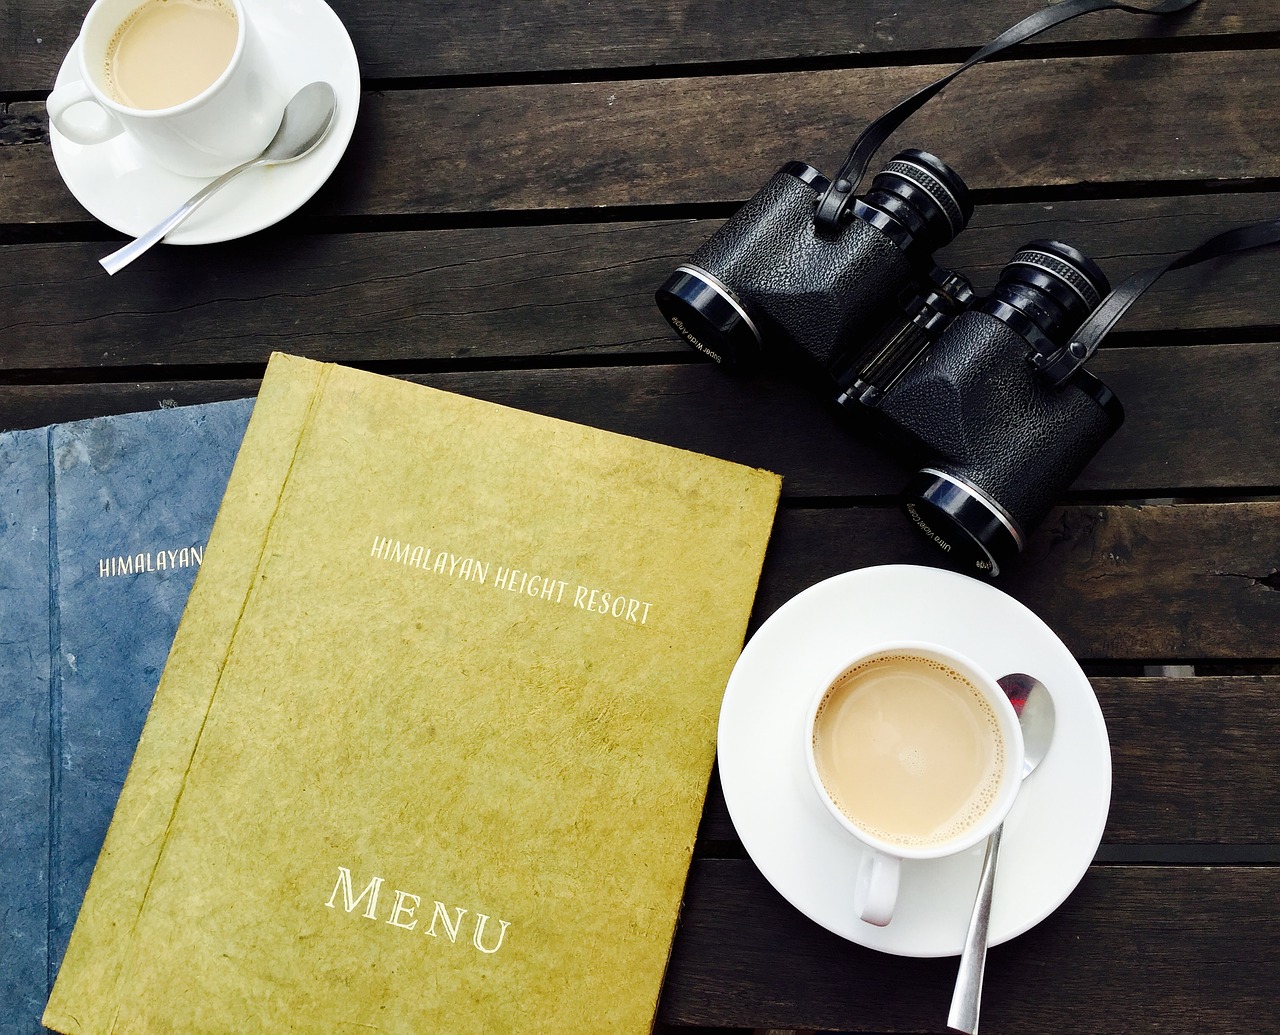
(48, 0), (360, 244)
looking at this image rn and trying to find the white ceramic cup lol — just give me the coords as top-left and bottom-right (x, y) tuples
(804, 641), (1024, 927)
(47, 0), (285, 178)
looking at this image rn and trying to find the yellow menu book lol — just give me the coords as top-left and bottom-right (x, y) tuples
(44, 354), (780, 1035)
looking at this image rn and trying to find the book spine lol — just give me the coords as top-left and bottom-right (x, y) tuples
(45, 358), (325, 1035)
(4, 400), (258, 1035)
(46, 428), (63, 1007)
(0, 428), (53, 1035)
(46, 400), (255, 974)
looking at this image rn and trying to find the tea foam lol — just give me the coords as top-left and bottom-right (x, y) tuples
(812, 653), (1006, 848)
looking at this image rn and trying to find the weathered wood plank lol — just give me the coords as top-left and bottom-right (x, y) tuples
(0, 224), (695, 367)
(658, 861), (1280, 1032)
(1097, 675), (1280, 842)
(4, 0), (1273, 92)
(5, 50), (1279, 226)
(757, 504), (1280, 660)
(320, 51), (1280, 211)
(940, 192), (1280, 307)
(1, 342), (1277, 497)
(1087, 342), (1280, 491)
(698, 676), (1280, 844)
(2, 192), (1278, 370)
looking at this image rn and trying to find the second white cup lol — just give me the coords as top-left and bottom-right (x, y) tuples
(47, 0), (285, 178)
(804, 641), (1024, 927)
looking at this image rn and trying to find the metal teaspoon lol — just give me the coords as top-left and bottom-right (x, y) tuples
(947, 672), (1057, 1034)
(99, 81), (338, 275)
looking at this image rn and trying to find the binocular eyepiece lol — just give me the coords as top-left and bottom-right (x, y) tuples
(982, 240), (1110, 357)
(863, 149), (973, 256)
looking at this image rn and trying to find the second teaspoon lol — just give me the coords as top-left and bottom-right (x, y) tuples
(99, 81), (337, 275)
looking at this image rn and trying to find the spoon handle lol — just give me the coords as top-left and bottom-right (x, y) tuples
(947, 823), (1003, 1034)
(99, 159), (254, 275)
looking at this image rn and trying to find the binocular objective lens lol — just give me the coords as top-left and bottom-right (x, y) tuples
(655, 265), (764, 368)
(901, 469), (1025, 578)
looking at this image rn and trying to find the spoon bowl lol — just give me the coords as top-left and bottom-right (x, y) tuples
(996, 672), (1056, 778)
(99, 81), (338, 275)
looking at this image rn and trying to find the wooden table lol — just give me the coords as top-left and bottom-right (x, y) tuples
(4, 2), (1278, 1032)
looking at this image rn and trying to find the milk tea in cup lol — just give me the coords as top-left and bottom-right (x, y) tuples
(104, 0), (240, 110)
(804, 642), (1024, 926)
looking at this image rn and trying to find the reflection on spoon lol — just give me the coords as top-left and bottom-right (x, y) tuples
(99, 81), (338, 275)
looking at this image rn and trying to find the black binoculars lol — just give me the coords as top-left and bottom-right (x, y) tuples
(656, 152), (1122, 576)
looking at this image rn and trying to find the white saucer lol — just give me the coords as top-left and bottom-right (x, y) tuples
(49, 0), (360, 244)
(718, 564), (1111, 958)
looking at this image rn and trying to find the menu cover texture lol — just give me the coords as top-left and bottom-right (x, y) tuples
(0, 400), (253, 1035)
(44, 354), (781, 1035)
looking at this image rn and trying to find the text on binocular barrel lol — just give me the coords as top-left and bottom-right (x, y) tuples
(905, 504), (952, 553)
(670, 317), (723, 364)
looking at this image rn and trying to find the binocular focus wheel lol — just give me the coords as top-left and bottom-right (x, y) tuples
(882, 157), (967, 241)
(1008, 246), (1106, 311)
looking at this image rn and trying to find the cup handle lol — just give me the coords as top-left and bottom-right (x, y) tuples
(856, 849), (901, 927)
(47, 77), (124, 146)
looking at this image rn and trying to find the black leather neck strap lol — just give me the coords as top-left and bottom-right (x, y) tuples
(1032, 217), (1280, 387)
(813, 0), (1202, 235)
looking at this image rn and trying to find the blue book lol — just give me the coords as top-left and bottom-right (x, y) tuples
(0, 398), (253, 1035)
